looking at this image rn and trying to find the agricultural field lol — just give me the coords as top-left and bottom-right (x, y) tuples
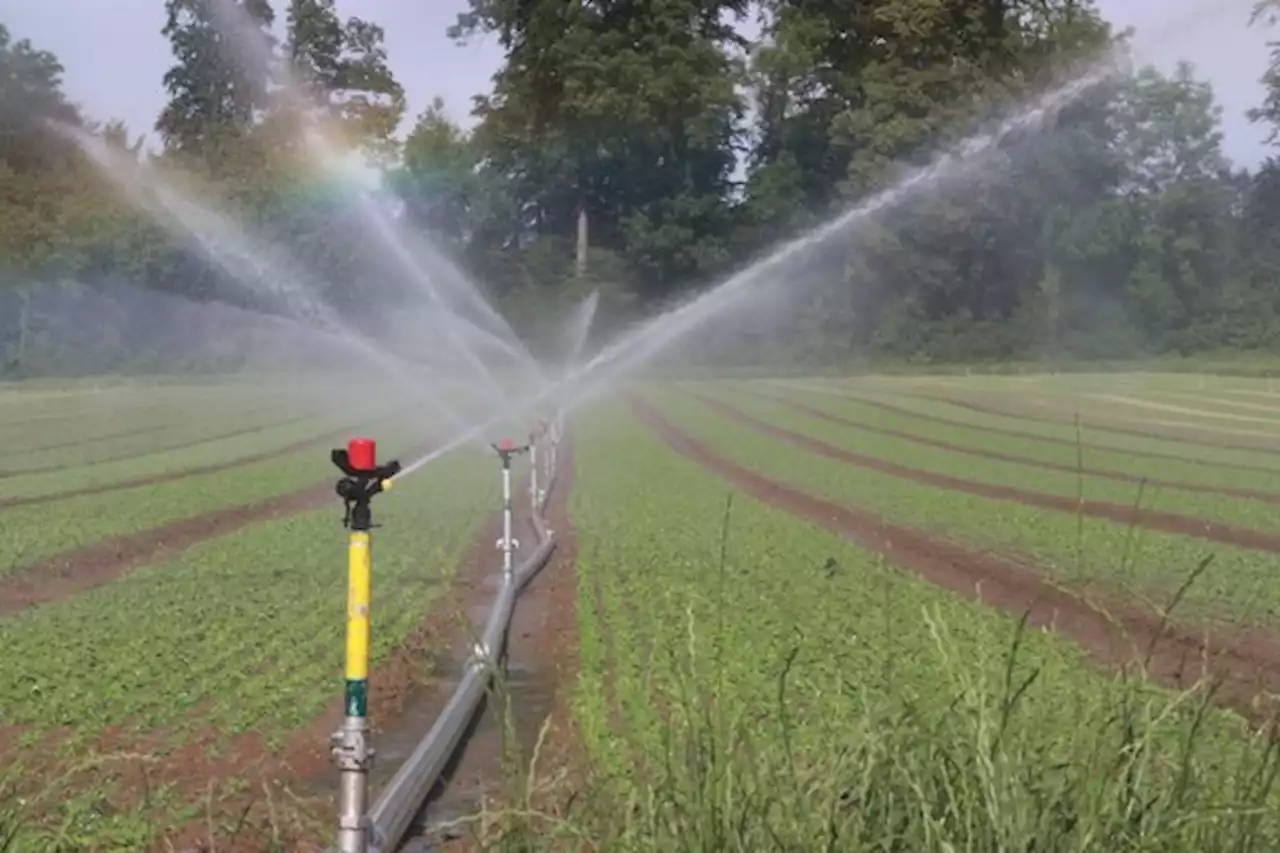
(6, 371), (1280, 850)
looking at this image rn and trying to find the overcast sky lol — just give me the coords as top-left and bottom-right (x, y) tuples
(0, 0), (1272, 166)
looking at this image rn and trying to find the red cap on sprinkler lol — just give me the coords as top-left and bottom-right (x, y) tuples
(497, 437), (514, 452)
(347, 437), (377, 472)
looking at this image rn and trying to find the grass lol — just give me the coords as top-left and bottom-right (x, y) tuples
(8, 371), (1280, 850)
(474, 401), (1280, 851)
(639, 386), (1280, 626)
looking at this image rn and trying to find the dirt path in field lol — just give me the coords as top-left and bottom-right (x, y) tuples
(0, 437), (437, 617)
(629, 395), (1280, 724)
(777, 387), (1280, 477)
(748, 389), (1280, 506)
(906, 390), (1280, 453)
(687, 393), (1280, 555)
(407, 438), (581, 852)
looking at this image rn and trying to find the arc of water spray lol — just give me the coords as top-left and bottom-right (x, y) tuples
(208, 0), (546, 403)
(396, 49), (1135, 479)
(566, 290), (600, 364)
(64, 128), (480, 432)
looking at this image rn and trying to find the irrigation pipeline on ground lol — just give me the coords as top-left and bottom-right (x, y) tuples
(327, 415), (565, 853)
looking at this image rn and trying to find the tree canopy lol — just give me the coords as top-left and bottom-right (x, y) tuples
(1, 0), (1279, 375)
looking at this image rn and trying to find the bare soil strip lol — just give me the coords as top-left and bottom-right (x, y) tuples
(689, 393), (1280, 555)
(749, 389), (1280, 506)
(629, 394), (1280, 723)
(411, 439), (581, 852)
(775, 386), (1280, 476)
(906, 390), (1280, 453)
(0, 438), (436, 617)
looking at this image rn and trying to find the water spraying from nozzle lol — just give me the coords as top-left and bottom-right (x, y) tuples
(207, 0), (547, 404)
(59, 125), (478, 431)
(391, 52), (1128, 481)
(564, 290), (600, 366)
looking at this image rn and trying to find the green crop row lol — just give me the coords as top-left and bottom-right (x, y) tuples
(747, 383), (1280, 495)
(779, 379), (1280, 471)
(0, 442), (493, 737)
(0, 398), (343, 474)
(0, 399), (416, 502)
(0, 383), (329, 445)
(894, 384), (1280, 450)
(0, 444), (496, 851)
(0, 405), (363, 493)
(642, 390), (1280, 626)
(696, 386), (1280, 534)
(0, 413), (437, 576)
(539, 402), (1280, 851)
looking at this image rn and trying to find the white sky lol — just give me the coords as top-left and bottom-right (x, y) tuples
(0, 0), (1272, 165)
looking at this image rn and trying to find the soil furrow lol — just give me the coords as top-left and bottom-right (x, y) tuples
(746, 389), (1280, 506)
(629, 394), (1280, 724)
(773, 386), (1280, 476)
(414, 437), (581, 852)
(905, 390), (1280, 453)
(0, 438), (437, 617)
(688, 393), (1280, 555)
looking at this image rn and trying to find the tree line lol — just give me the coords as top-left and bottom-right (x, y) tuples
(3, 0), (1280, 374)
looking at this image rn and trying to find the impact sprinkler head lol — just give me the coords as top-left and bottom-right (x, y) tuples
(331, 437), (401, 530)
(491, 437), (528, 464)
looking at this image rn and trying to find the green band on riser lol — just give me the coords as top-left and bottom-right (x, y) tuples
(344, 679), (368, 717)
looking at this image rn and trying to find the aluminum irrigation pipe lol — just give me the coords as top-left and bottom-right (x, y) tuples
(364, 419), (564, 853)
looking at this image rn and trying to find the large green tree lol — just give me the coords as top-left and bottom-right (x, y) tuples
(284, 0), (405, 161)
(450, 0), (750, 301)
(156, 0), (276, 163)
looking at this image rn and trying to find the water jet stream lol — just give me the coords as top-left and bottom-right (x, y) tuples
(63, 128), (477, 432)
(393, 55), (1127, 480)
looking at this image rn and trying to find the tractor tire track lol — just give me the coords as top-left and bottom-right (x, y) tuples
(0, 438), (437, 618)
(629, 394), (1280, 723)
(745, 389), (1280, 506)
(687, 393), (1280, 555)
(770, 387), (1280, 477)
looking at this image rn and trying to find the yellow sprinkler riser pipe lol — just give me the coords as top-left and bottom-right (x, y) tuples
(345, 531), (371, 713)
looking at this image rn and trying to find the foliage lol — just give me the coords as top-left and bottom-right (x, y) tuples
(511, 402), (1280, 851)
(2, 1), (1280, 372)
